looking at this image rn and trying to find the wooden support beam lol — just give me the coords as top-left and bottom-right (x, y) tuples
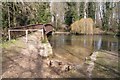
(26, 30), (28, 43)
(41, 29), (44, 38)
(8, 30), (11, 41)
(9, 29), (26, 31)
(9, 29), (40, 31)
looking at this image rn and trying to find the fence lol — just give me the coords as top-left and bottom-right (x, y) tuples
(8, 29), (44, 43)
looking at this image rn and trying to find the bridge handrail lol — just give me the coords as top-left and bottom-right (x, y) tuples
(8, 29), (44, 42)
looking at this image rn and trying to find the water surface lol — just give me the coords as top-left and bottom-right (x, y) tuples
(48, 34), (119, 78)
(49, 34), (118, 63)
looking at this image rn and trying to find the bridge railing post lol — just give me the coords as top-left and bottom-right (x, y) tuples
(40, 29), (44, 39)
(8, 30), (11, 41)
(26, 30), (28, 43)
(42, 29), (44, 38)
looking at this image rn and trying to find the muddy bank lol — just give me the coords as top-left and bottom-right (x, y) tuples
(85, 51), (119, 78)
(53, 32), (70, 35)
(53, 31), (117, 36)
(44, 50), (119, 78)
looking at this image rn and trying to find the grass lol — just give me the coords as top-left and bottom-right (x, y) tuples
(0, 39), (17, 49)
(1, 38), (26, 62)
(0, 38), (26, 49)
(41, 37), (48, 43)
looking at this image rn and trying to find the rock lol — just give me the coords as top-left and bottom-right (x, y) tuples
(49, 60), (59, 67)
(20, 71), (32, 78)
(90, 52), (98, 61)
(58, 62), (62, 65)
(62, 65), (67, 71)
(39, 43), (53, 57)
(48, 59), (73, 73)
(49, 60), (52, 67)
(21, 49), (30, 56)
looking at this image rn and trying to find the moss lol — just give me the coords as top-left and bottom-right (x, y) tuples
(41, 37), (48, 43)
(41, 38), (47, 43)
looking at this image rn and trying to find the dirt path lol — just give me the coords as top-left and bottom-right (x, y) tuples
(2, 31), (57, 78)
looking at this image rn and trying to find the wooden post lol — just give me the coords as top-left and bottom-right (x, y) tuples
(26, 30), (28, 43)
(41, 29), (44, 39)
(8, 30), (11, 41)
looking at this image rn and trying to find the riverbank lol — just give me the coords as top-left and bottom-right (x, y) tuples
(53, 31), (117, 36)
(48, 34), (119, 78)
(1, 32), (119, 78)
(53, 31), (70, 35)
(91, 51), (119, 78)
(84, 50), (119, 78)
(1, 31), (53, 78)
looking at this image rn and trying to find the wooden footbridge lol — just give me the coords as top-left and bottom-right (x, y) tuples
(8, 24), (54, 42)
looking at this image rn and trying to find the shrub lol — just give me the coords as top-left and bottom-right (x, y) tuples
(71, 18), (94, 34)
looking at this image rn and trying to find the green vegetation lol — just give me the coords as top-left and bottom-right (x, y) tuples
(0, 38), (26, 49)
(2, 2), (51, 41)
(71, 18), (94, 34)
(0, 39), (17, 48)
(41, 37), (48, 43)
(36, 3), (51, 24)
(1, 2), (120, 41)
(65, 2), (77, 26)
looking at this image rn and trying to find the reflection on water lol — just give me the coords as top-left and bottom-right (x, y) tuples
(48, 34), (118, 64)
(49, 35), (118, 53)
(48, 34), (118, 77)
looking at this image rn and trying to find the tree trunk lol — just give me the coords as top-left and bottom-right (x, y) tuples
(13, 3), (16, 27)
(84, 0), (88, 19)
(76, 2), (80, 19)
(8, 6), (10, 28)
